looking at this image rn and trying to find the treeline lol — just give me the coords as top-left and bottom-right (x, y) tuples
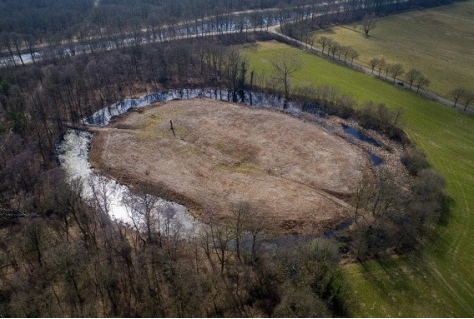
(0, 0), (328, 63)
(1, 0), (462, 67)
(0, 175), (348, 316)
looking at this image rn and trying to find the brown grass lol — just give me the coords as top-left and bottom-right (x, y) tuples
(89, 99), (373, 234)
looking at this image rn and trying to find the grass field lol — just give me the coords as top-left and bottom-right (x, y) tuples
(244, 41), (474, 317)
(310, 1), (474, 99)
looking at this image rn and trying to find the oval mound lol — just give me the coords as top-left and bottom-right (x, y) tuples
(89, 99), (372, 233)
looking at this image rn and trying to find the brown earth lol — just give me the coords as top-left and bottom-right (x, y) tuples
(89, 98), (374, 234)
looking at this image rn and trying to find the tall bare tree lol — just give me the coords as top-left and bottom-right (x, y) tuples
(461, 89), (474, 111)
(362, 13), (377, 36)
(415, 75), (430, 92)
(389, 63), (404, 83)
(450, 87), (466, 108)
(316, 36), (333, 55)
(405, 68), (421, 89)
(270, 53), (303, 101)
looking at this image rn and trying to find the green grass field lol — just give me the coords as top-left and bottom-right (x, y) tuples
(310, 1), (474, 99)
(244, 41), (474, 317)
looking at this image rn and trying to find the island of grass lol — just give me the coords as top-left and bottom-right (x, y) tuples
(89, 98), (375, 234)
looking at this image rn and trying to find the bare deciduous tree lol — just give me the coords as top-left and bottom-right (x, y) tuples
(450, 87), (466, 108)
(376, 57), (386, 77)
(389, 63), (404, 83)
(362, 14), (377, 37)
(461, 89), (474, 111)
(328, 41), (340, 59)
(270, 54), (303, 101)
(369, 57), (379, 74)
(405, 68), (421, 89)
(415, 75), (430, 92)
(316, 36), (333, 55)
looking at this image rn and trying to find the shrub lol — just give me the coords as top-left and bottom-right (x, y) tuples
(401, 146), (430, 175)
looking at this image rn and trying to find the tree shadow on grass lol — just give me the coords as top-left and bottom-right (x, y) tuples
(438, 194), (454, 227)
(356, 197), (456, 315)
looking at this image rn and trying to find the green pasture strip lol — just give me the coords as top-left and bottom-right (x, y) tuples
(311, 0), (474, 99)
(245, 41), (474, 317)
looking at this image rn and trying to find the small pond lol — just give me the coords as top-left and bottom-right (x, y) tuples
(342, 124), (381, 147)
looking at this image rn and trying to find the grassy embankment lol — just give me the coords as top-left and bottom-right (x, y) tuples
(311, 0), (474, 99)
(244, 41), (474, 317)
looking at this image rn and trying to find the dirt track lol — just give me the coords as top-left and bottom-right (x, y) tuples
(89, 98), (374, 233)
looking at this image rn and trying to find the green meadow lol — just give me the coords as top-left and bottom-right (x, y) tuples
(311, 0), (474, 99)
(244, 41), (474, 317)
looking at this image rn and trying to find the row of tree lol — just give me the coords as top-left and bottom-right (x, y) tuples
(368, 57), (429, 89)
(450, 87), (474, 111)
(315, 36), (359, 64)
(281, 6), (474, 111)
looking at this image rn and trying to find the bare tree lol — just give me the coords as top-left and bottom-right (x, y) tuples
(348, 48), (359, 65)
(405, 68), (421, 89)
(389, 63), (404, 83)
(316, 36), (333, 55)
(415, 75), (430, 92)
(376, 57), (386, 77)
(369, 58), (379, 74)
(230, 201), (250, 262)
(450, 87), (466, 108)
(122, 190), (160, 244)
(270, 54), (303, 100)
(328, 41), (340, 59)
(362, 14), (377, 37)
(383, 62), (393, 78)
(461, 89), (474, 111)
(210, 220), (234, 274)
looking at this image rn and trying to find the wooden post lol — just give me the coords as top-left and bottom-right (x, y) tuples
(170, 120), (176, 137)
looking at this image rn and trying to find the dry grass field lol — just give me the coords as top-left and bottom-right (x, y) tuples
(89, 98), (373, 233)
(311, 1), (474, 98)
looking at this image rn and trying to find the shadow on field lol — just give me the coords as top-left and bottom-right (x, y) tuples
(356, 193), (456, 315)
(439, 195), (454, 227)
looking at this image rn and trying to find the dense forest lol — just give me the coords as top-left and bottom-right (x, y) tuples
(0, 0), (451, 317)
(0, 0), (459, 66)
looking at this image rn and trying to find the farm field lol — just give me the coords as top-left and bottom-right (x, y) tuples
(245, 41), (474, 317)
(311, 0), (474, 99)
